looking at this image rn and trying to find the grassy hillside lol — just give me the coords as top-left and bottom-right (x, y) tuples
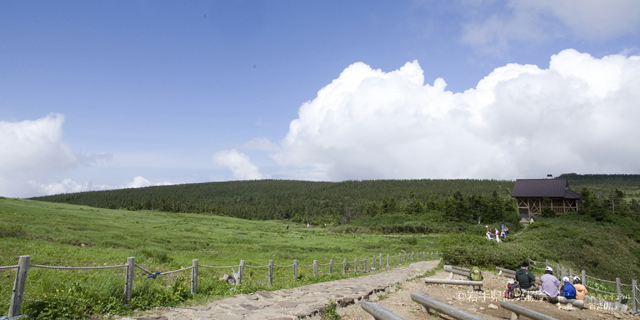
(2, 196), (640, 318)
(441, 213), (640, 282)
(0, 198), (435, 318)
(559, 173), (640, 199)
(31, 175), (640, 225)
(30, 179), (515, 224)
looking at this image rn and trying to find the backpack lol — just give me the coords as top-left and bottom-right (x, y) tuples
(504, 280), (518, 299)
(470, 266), (483, 281)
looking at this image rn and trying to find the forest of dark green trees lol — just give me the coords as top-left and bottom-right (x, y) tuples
(31, 174), (640, 229)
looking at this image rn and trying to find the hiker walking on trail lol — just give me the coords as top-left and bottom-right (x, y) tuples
(540, 266), (560, 298)
(286, 224), (289, 231)
(515, 262), (537, 290)
(495, 228), (501, 243)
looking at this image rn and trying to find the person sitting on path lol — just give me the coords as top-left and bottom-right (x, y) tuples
(540, 266), (560, 299)
(515, 262), (537, 290)
(573, 276), (589, 300)
(561, 276), (576, 299)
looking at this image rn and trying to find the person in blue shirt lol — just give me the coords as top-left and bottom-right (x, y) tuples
(561, 276), (576, 299)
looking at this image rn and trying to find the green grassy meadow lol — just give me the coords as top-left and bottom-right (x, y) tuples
(0, 198), (437, 318)
(3, 183), (640, 319)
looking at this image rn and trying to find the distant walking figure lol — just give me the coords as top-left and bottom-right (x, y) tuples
(307, 223), (310, 228)
(286, 224), (289, 231)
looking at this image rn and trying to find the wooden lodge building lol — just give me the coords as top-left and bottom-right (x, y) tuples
(511, 176), (580, 219)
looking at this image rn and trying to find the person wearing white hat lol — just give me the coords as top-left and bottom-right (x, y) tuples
(540, 266), (560, 298)
(573, 276), (588, 300)
(561, 276), (576, 299)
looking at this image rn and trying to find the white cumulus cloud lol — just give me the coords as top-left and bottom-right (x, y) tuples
(127, 176), (153, 188)
(462, 0), (640, 53)
(35, 176), (172, 196)
(212, 149), (265, 180)
(0, 114), (78, 197)
(273, 49), (640, 181)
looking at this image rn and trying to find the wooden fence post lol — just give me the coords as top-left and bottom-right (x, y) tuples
(355, 257), (358, 274)
(238, 260), (245, 285)
(268, 260), (274, 287)
(372, 255), (376, 270)
(8, 255), (30, 317)
(404, 252), (407, 262)
(364, 257), (368, 273)
(379, 253), (382, 267)
(123, 257), (135, 305)
(313, 260), (318, 277)
(616, 278), (622, 303)
(582, 270), (586, 286)
(569, 268), (573, 280)
(546, 259), (549, 267)
(394, 254), (396, 265)
(330, 259), (334, 274)
(191, 259), (198, 294)
(293, 259), (298, 280)
(631, 279), (637, 313)
(387, 254), (389, 267)
(411, 252), (414, 261)
(342, 259), (347, 275)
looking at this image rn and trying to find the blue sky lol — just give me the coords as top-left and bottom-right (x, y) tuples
(2, 1), (640, 197)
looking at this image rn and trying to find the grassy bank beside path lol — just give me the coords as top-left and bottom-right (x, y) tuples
(0, 198), (436, 318)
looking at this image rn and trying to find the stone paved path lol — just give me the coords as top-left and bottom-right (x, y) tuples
(123, 260), (439, 320)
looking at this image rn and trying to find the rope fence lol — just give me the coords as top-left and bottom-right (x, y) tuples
(29, 264), (127, 270)
(585, 285), (618, 295)
(135, 264), (155, 275)
(0, 265), (18, 270)
(585, 274), (617, 284)
(199, 264), (239, 269)
(527, 256), (638, 314)
(244, 265), (269, 269)
(158, 267), (193, 276)
(2, 250), (441, 318)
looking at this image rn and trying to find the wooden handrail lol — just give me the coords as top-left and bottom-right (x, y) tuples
(425, 279), (483, 286)
(360, 301), (405, 320)
(500, 301), (558, 320)
(411, 291), (484, 320)
(444, 265), (469, 277)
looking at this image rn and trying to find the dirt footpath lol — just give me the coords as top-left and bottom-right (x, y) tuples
(121, 261), (440, 320)
(336, 269), (639, 320)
